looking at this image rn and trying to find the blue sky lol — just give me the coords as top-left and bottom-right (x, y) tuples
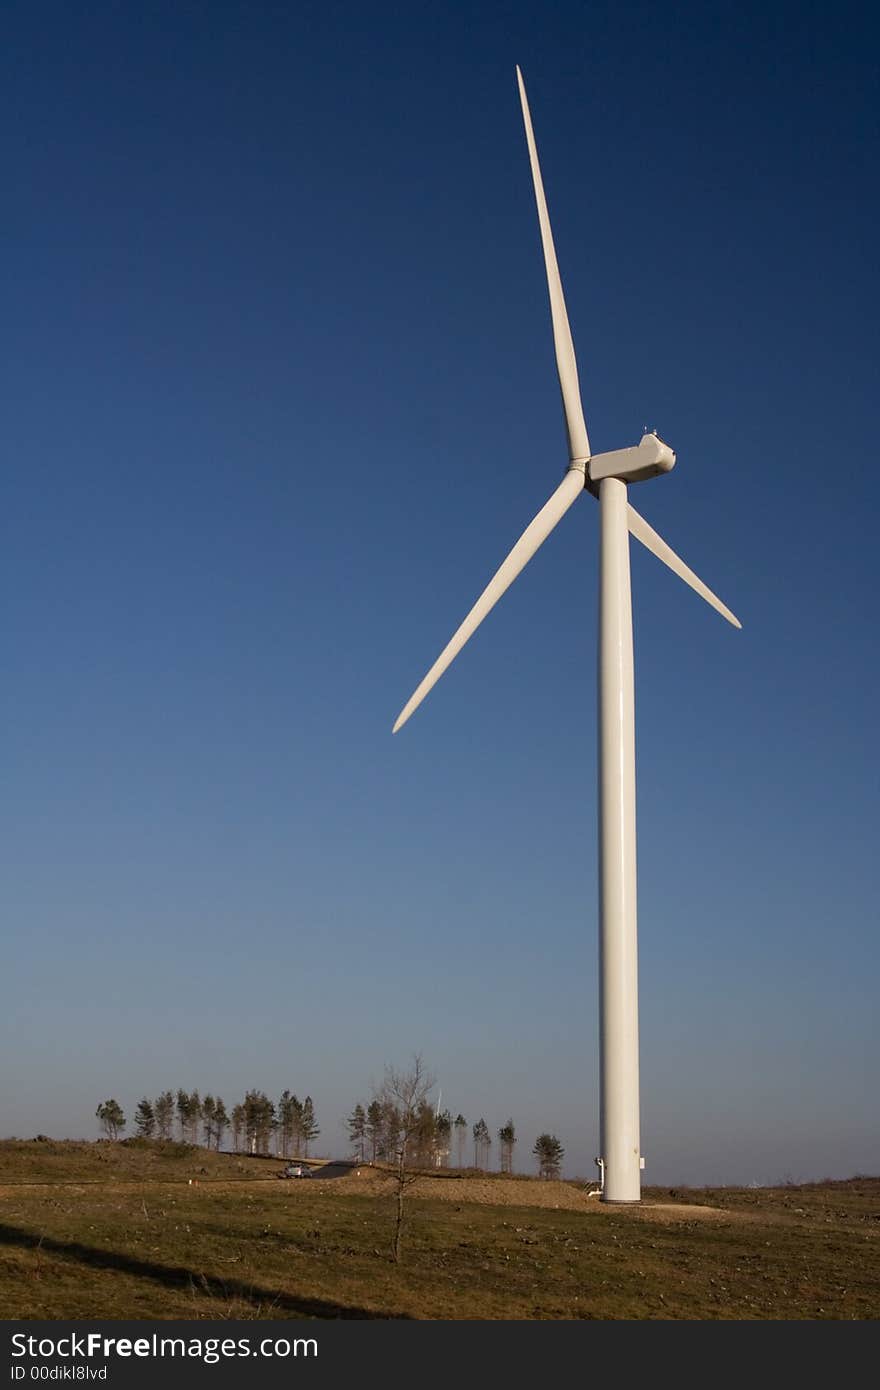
(3, 0), (877, 1184)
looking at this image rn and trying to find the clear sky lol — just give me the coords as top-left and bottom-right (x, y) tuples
(3, 1), (877, 1185)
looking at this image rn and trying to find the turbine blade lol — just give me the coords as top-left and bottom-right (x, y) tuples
(394, 470), (585, 732)
(627, 504), (742, 629)
(516, 66), (590, 464)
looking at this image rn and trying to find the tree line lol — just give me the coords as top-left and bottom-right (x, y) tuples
(95, 1086), (565, 1179)
(95, 1089), (320, 1158)
(345, 1102), (563, 1179)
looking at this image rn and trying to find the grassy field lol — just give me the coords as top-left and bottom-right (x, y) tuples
(0, 1140), (877, 1319)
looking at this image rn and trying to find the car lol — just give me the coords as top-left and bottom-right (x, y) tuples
(280, 1163), (311, 1178)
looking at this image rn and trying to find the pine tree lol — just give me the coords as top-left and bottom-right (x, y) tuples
(435, 1109), (452, 1167)
(411, 1100), (437, 1167)
(133, 1098), (155, 1139)
(301, 1097), (319, 1157)
(264, 1096), (277, 1153)
(366, 1100), (384, 1161)
(454, 1114), (467, 1168)
(498, 1119), (516, 1174)
(231, 1104), (245, 1153)
(243, 1091), (259, 1152)
(213, 1098), (229, 1150)
(381, 1099), (401, 1161)
(347, 1103), (367, 1162)
(154, 1092), (174, 1141)
(278, 1090), (295, 1158)
(472, 1118), (490, 1169)
(176, 1090), (191, 1142)
(202, 1095), (216, 1148)
(243, 1090), (274, 1153)
(532, 1133), (564, 1179)
(95, 1099), (125, 1140)
(187, 1091), (202, 1145)
(289, 1095), (304, 1156)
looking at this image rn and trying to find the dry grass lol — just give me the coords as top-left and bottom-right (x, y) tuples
(0, 1142), (877, 1319)
(0, 1137), (281, 1187)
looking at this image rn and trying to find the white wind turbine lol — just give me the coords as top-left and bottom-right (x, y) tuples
(392, 68), (741, 1203)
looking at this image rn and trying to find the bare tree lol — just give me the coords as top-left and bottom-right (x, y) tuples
(374, 1055), (435, 1262)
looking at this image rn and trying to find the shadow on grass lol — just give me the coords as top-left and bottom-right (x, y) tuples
(0, 1222), (403, 1319)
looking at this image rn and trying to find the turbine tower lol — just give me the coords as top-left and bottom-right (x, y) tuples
(393, 68), (740, 1203)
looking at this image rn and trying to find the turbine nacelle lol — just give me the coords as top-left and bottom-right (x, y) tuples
(587, 432), (676, 485)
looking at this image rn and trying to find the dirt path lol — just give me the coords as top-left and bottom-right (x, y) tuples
(283, 1170), (733, 1220)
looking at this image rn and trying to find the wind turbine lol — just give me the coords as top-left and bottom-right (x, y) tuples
(392, 68), (741, 1203)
